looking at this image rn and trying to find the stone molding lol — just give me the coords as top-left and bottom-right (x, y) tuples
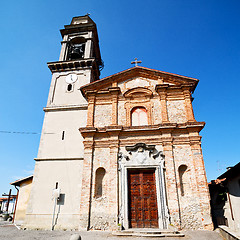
(123, 87), (153, 98)
(80, 122), (205, 133)
(43, 104), (88, 112)
(123, 87), (154, 126)
(34, 157), (84, 161)
(79, 123), (204, 149)
(80, 66), (199, 94)
(125, 101), (153, 126)
(47, 58), (99, 75)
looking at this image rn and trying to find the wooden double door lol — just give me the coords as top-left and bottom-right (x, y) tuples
(128, 168), (158, 228)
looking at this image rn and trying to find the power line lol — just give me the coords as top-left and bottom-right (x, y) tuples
(0, 131), (40, 135)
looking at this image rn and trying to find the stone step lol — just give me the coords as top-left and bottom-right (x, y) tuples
(121, 229), (180, 234)
(112, 229), (185, 237)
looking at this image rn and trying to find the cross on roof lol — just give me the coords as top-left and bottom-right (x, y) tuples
(131, 58), (142, 67)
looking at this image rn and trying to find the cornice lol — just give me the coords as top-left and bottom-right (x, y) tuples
(44, 104), (88, 112)
(155, 83), (195, 94)
(47, 58), (99, 75)
(35, 157), (84, 161)
(80, 66), (199, 94)
(79, 122), (205, 137)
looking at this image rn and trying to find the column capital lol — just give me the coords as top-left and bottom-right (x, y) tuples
(155, 84), (169, 96)
(86, 90), (97, 101)
(109, 87), (121, 95)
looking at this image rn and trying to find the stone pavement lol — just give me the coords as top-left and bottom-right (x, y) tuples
(0, 221), (223, 240)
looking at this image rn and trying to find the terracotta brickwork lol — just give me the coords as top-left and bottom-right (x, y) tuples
(79, 67), (213, 231)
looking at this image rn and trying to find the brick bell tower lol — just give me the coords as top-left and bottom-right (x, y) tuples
(24, 15), (103, 230)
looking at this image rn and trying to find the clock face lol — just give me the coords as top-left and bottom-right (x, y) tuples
(66, 73), (78, 84)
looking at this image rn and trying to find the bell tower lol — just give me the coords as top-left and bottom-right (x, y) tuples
(58, 15), (103, 78)
(24, 16), (103, 229)
(46, 15), (103, 107)
(36, 15), (103, 159)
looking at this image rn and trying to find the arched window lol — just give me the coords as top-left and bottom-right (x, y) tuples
(131, 107), (148, 126)
(178, 165), (188, 196)
(95, 167), (106, 198)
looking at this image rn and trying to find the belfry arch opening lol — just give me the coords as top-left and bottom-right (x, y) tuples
(67, 37), (86, 60)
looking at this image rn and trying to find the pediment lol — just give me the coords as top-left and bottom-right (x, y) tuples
(80, 66), (199, 96)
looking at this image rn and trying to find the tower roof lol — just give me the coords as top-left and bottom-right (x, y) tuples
(60, 15), (97, 38)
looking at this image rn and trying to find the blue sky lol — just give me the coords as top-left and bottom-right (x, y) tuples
(0, 0), (240, 194)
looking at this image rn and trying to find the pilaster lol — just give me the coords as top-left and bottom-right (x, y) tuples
(79, 130), (96, 230)
(109, 146), (119, 227)
(84, 32), (93, 58)
(86, 91), (96, 127)
(156, 85), (169, 123)
(189, 135), (213, 230)
(183, 87), (195, 122)
(109, 87), (120, 126)
(162, 132), (181, 227)
(106, 128), (121, 229)
(59, 35), (68, 61)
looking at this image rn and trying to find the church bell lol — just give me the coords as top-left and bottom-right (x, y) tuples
(68, 43), (85, 60)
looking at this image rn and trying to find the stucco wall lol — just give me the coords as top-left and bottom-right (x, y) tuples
(225, 176), (240, 233)
(49, 70), (90, 106)
(14, 179), (33, 224)
(24, 160), (83, 230)
(38, 110), (86, 159)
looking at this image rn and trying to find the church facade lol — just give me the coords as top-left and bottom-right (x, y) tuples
(24, 15), (212, 231)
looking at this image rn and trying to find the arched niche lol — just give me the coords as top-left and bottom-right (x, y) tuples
(178, 164), (188, 196)
(94, 167), (106, 198)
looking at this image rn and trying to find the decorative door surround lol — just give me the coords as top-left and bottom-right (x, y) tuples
(118, 143), (169, 229)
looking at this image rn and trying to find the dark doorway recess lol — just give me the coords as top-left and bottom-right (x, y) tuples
(128, 168), (158, 228)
